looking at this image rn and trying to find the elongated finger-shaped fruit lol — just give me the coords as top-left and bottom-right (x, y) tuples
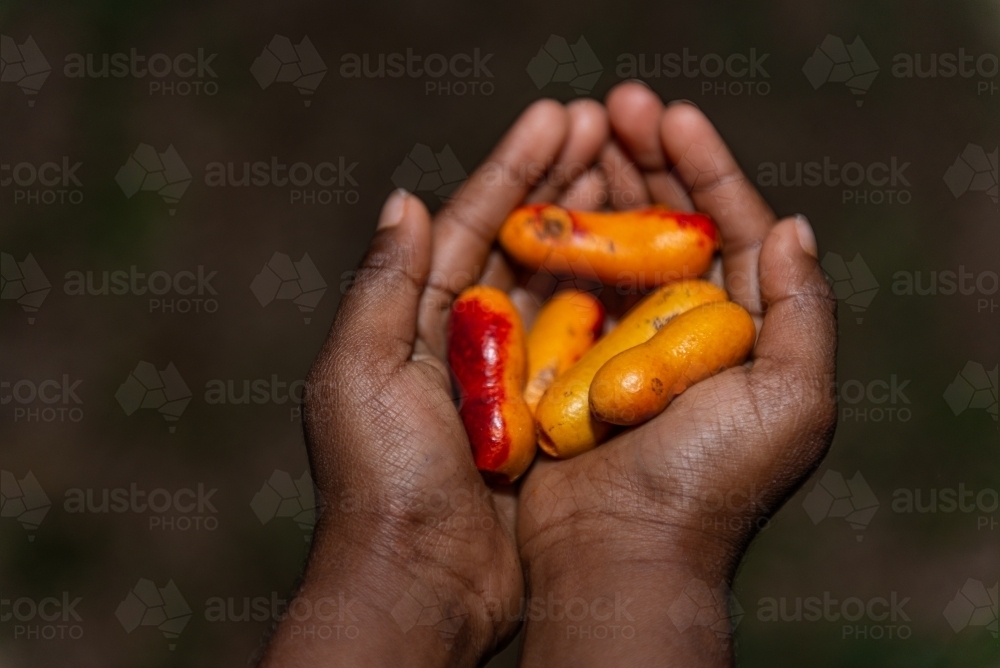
(524, 290), (605, 414)
(448, 286), (536, 483)
(535, 280), (727, 458)
(498, 204), (719, 286)
(590, 301), (756, 426)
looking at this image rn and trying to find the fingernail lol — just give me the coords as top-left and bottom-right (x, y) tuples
(378, 188), (408, 230)
(794, 215), (818, 259)
(623, 78), (651, 89)
(667, 98), (699, 109)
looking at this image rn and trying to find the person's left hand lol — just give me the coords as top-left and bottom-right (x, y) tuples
(260, 97), (610, 667)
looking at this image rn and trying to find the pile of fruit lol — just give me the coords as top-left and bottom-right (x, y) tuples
(448, 204), (756, 483)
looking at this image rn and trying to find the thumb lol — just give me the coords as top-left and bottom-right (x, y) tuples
(754, 216), (836, 375)
(323, 189), (432, 378)
(751, 216), (838, 448)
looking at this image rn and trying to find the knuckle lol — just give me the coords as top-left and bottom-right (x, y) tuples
(354, 240), (411, 294)
(439, 206), (496, 251)
(754, 364), (836, 442)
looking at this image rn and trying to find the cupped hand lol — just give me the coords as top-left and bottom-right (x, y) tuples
(515, 83), (838, 666)
(260, 98), (610, 667)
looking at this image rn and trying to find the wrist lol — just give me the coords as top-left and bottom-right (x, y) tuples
(518, 512), (744, 668)
(520, 551), (737, 668)
(260, 517), (506, 667)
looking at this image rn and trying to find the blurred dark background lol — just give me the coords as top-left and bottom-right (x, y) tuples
(1, 1), (997, 666)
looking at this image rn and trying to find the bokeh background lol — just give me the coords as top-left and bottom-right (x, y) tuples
(1, 1), (997, 666)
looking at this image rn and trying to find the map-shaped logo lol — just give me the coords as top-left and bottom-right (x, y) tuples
(251, 35), (327, 106)
(115, 361), (192, 432)
(115, 144), (192, 215)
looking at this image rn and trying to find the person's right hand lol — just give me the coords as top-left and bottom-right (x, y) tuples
(515, 82), (839, 667)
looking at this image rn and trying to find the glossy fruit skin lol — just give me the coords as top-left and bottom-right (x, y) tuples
(534, 280), (727, 459)
(498, 204), (719, 287)
(524, 290), (605, 415)
(590, 300), (756, 426)
(448, 286), (536, 483)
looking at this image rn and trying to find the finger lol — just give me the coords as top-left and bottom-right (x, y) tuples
(320, 190), (432, 379)
(606, 81), (666, 170)
(477, 253), (542, 328)
(491, 486), (519, 543)
(605, 82), (661, 210)
(600, 141), (650, 209)
(479, 250), (517, 292)
(753, 216), (832, 366)
(704, 255), (724, 289)
(557, 166), (609, 211)
(419, 100), (570, 359)
(606, 82), (693, 210)
(660, 102), (776, 314)
(527, 98), (609, 204)
(645, 170), (695, 212)
(509, 287), (541, 330)
(751, 217), (837, 435)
